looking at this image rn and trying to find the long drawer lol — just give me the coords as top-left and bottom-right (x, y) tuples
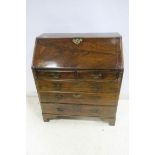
(41, 103), (116, 117)
(37, 79), (119, 93)
(39, 92), (118, 105)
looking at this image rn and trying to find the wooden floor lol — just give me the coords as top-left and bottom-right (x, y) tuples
(27, 97), (128, 155)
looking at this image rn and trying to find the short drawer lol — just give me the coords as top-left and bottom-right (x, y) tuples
(77, 70), (118, 80)
(41, 103), (116, 117)
(35, 70), (75, 80)
(37, 79), (119, 93)
(35, 70), (119, 81)
(39, 92), (118, 105)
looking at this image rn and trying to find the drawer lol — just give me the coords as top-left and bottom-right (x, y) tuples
(35, 70), (119, 81)
(41, 103), (116, 117)
(35, 70), (75, 80)
(39, 92), (118, 105)
(77, 70), (118, 80)
(37, 79), (119, 93)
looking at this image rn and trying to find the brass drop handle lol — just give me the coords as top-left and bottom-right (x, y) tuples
(73, 94), (81, 98)
(91, 73), (102, 79)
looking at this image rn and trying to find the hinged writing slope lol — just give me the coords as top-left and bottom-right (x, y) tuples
(32, 33), (123, 70)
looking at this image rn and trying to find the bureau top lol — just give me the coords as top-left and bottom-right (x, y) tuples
(38, 33), (121, 38)
(32, 33), (123, 70)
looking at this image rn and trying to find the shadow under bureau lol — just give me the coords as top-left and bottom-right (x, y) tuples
(32, 33), (124, 126)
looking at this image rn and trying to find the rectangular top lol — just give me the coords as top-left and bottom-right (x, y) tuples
(38, 33), (121, 38)
(32, 33), (123, 70)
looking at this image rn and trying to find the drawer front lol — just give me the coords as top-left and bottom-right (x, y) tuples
(41, 103), (116, 117)
(39, 92), (118, 105)
(77, 70), (118, 80)
(35, 70), (119, 81)
(37, 79), (119, 93)
(36, 70), (75, 80)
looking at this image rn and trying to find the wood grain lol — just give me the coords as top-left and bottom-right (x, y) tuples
(32, 33), (124, 126)
(32, 34), (123, 70)
(35, 69), (119, 81)
(37, 79), (119, 93)
(39, 91), (118, 105)
(41, 103), (116, 117)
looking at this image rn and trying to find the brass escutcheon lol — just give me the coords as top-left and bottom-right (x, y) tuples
(72, 38), (83, 45)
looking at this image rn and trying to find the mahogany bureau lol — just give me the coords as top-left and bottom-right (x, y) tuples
(32, 33), (124, 126)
